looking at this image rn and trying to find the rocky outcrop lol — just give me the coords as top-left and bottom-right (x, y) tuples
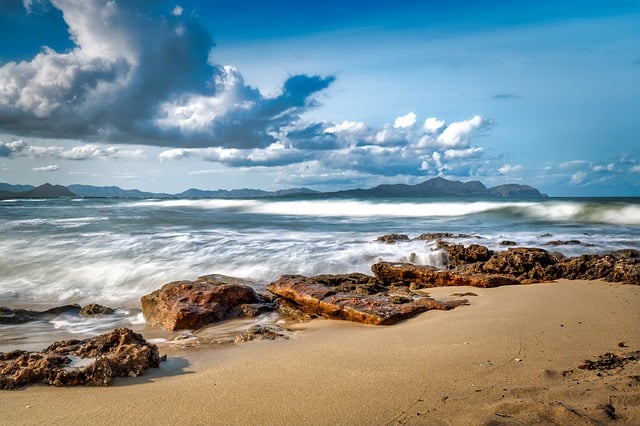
(141, 275), (273, 331)
(267, 273), (466, 325)
(0, 305), (81, 324)
(376, 234), (410, 244)
(437, 242), (493, 267)
(465, 247), (562, 281)
(462, 247), (640, 284)
(371, 262), (520, 289)
(235, 324), (290, 342)
(79, 304), (115, 317)
(0, 328), (160, 389)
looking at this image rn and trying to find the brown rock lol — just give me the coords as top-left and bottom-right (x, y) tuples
(80, 304), (115, 317)
(371, 262), (520, 289)
(267, 274), (465, 325)
(415, 233), (472, 241)
(235, 324), (290, 342)
(467, 247), (562, 281)
(376, 234), (410, 244)
(437, 242), (493, 267)
(0, 328), (160, 389)
(141, 275), (271, 331)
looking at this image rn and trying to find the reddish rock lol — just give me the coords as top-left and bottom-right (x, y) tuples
(437, 242), (493, 267)
(0, 328), (160, 389)
(376, 234), (410, 244)
(80, 303), (115, 317)
(371, 262), (520, 288)
(462, 246), (639, 284)
(467, 247), (562, 281)
(141, 275), (271, 331)
(267, 274), (465, 325)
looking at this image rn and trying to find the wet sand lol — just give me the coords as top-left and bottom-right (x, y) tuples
(3, 279), (640, 425)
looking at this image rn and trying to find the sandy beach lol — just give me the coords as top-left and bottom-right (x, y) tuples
(2, 279), (639, 425)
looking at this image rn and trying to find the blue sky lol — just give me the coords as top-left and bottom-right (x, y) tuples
(0, 0), (639, 196)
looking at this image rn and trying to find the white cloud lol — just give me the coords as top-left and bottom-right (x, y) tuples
(172, 5), (184, 16)
(570, 171), (587, 184)
(188, 169), (224, 175)
(324, 120), (367, 134)
(444, 147), (484, 160)
(436, 115), (483, 148)
(590, 163), (615, 172)
(393, 112), (417, 129)
(498, 163), (523, 174)
(159, 148), (191, 161)
(32, 165), (59, 172)
(423, 117), (445, 133)
(630, 165), (640, 173)
(0, 139), (144, 160)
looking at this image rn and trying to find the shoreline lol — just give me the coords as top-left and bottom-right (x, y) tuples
(3, 279), (639, 425)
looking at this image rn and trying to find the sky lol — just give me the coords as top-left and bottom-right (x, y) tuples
(0, 0), (639, 196)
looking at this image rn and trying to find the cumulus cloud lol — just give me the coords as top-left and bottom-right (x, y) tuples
(32, 164), (59, 171)
(159, 113), (490, 179)
(570, 171), (587, 184)
(423, 117), (445, 133)
(498, 163), (523, 174)
(0, 0), (334, 149)
(0, 139), (144, 160)
(393, 112), (417, 129)
(436, 115), (483, 148)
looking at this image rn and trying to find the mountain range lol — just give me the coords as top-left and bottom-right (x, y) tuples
(0, 177), (547, 199)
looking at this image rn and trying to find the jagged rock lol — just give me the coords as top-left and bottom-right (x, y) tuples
(376, 234), (410, 244)
(0, 328), (160, 389)
(371, 262), (520, 289)
(267, 274), (466, 325)
(80, 304), (115, 317)
(437, 242), (493, 267)
(0, 305), (81, 324)
(466, 247), (563, 281)
(235, 324), (290, 342)
(141, 275), (272, 331)
(545, 240), (583, 246)
(548, 254), (640, 283)
(463, 247), (640, 284)
(415, 232), (472, 241)
(500, 240), (517, 246)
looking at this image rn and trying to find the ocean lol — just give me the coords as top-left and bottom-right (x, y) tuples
(1, 196), (639, 351)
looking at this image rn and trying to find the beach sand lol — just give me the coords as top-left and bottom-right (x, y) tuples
(2, 279), (640, 425)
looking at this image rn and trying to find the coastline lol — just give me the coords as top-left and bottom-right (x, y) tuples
(3, 279), (639, 425)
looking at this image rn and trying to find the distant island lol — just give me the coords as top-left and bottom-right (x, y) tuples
(0, 177), (547, 199)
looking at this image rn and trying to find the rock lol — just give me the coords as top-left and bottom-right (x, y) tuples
(545, 240), (583, 246)
(500, 240), (517, 246)
(466, 247), (563, 281)
(235, 324), (290, 342)
(376, 234), (410, 244)
(549, 254), (640, 283)
(436, 242), (493, 267)
(415, 232), (472, 241)
(0, 328), (160, 389)
(80, 304), (115, 317)
(267, 274), (466, 325)
(141, 275), (272, 331)
(462, 247), (640, 284)
(371, 262), (520, 289)
(0, 304), (81, 324)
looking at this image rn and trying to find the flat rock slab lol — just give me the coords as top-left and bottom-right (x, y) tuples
(267, 274), (466, 325)
(371, 262), (520, 289)
(0, 328), (160, 389)
(141, 275), (272, 331)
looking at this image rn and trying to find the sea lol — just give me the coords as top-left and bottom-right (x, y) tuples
(1, 196), (639, 351)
